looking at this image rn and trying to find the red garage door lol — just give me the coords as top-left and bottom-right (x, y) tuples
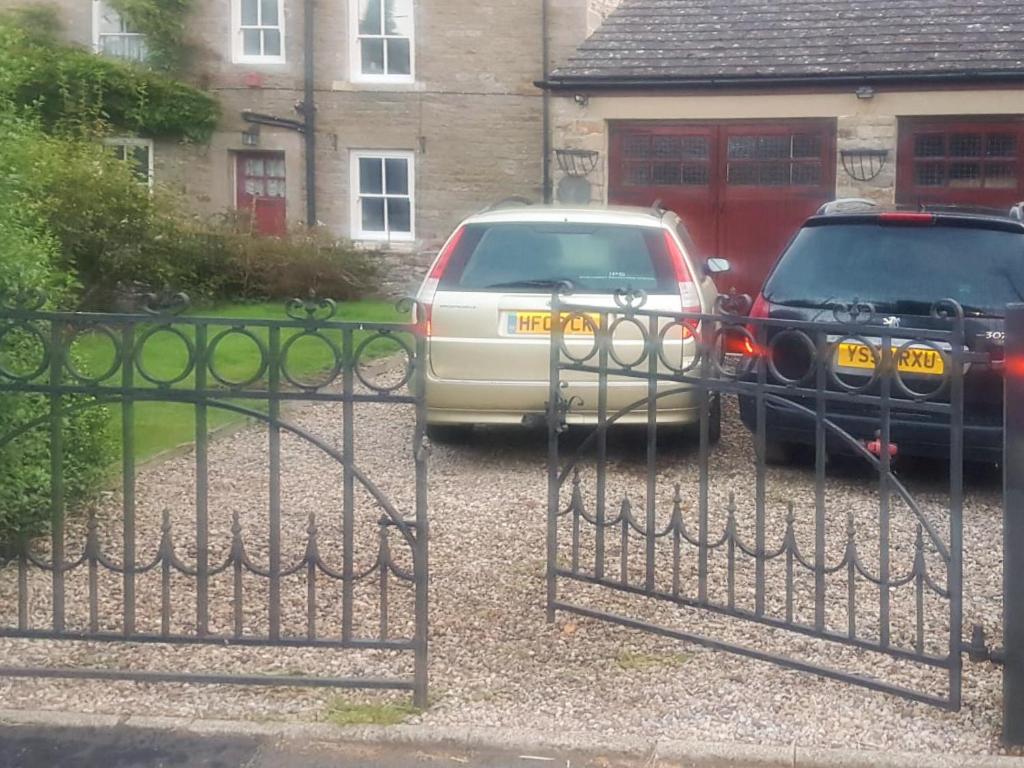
(609, 120), (836, 297)
(897, 117), (1024, 211)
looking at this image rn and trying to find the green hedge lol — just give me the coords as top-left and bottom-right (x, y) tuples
(0, 115), (112, 549)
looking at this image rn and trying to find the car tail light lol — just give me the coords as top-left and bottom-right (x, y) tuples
(878, 212), (935, 225)
(662, 232), (701, 334)
(416, 226), (465, 336)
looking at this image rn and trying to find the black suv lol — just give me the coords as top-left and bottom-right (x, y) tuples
(737, 203), (1021, 463)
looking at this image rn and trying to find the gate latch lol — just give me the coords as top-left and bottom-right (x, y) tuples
(965, 624), (1005, 665)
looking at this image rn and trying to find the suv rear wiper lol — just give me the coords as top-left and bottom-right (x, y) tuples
(485, 279), (575, 290)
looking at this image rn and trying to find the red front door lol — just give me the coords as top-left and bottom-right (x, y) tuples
(896, 117), (1024, 210)
(609, 120), (836, 298)
(236, 151), (287, 236)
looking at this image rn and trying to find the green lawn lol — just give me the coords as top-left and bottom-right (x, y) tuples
(73, 300), (408, 461)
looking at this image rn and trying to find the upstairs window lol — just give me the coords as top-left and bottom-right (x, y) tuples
(105, 138), (154, 189)
(353, 0), (414, 82)
(234, 0), (285, 63)
(92, 1), (147, 62)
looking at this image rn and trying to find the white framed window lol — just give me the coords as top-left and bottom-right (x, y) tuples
(351, 0), (414, 83)
(351, 151), (414, 241)
(92, 1), (147, 62)
(232, 0), (285, 64)
(105, 137), (154, 189)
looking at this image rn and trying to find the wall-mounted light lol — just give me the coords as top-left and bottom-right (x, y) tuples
(241, 124), (260, 146)
(573, 93), (590, 107)
(855, 85), (876, 100)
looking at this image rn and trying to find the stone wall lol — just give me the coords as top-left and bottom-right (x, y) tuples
(11, 0), (595, 294)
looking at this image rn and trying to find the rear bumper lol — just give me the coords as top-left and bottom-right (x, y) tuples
(738, 395), (1002, 462)
(425, 374), (702, 426)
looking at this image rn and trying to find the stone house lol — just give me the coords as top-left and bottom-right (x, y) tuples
(19, 0), (620, 292)
(543, 0), (1024, 297)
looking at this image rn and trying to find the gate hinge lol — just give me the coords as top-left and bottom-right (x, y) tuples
(965, 624), (1005, 665)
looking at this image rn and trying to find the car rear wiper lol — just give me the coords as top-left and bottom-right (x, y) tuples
(485, 279), (575, 290)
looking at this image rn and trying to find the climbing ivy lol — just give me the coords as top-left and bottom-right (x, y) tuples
(106, 0), (194, 74)
(0, 10), (219, 142)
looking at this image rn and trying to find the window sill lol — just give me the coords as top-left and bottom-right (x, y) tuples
(233, 56), (288, 66)
(353, 237), (416, 251)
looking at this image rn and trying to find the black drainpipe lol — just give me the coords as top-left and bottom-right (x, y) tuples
(303, 0), (317, 226)
(541, 0), (552, 203)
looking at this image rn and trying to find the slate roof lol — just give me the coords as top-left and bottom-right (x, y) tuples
(548, 0), (1024, 86)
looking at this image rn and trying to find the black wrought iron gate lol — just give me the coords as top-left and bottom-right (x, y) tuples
(546, 289), (974, 710)
(0, 293), (428, 706)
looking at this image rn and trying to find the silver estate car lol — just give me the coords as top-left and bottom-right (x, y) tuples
(415, 205), (726, 442)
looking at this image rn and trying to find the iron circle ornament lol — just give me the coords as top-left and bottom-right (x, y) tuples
(134, 325), (196, 387)
(891, 340), (951, 401)
(558, 311), (602, 365)
(832, 300), (876, 325)
(285, 296), (338, 324)
(353, 331), (416, 394)
(207, 326), (270, 389)
(657, 319), (701, 375)
(612, 287), (648, 313)
(64, 324), (123, 385)
(766, 328), (819, 386)
(606, 315), (650, 370)
(280, 329), (343, 390)
(826, 334), (883, 394)
(0, 321), (50, 382)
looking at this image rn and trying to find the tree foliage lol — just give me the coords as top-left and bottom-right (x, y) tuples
(0, 8), (218, 141)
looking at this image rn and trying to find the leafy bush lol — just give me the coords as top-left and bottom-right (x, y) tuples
(0, 114), (111, 549)
(226, 226), (380, 301)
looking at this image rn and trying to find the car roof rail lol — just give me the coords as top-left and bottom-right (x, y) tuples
(1010, 202), (1024, 221)
(816, 198), (880, 215)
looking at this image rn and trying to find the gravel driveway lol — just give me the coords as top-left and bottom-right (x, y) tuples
(0, 366), (1007, 755)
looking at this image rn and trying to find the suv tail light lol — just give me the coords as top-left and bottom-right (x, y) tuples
(662, 231), (701, 334)
(725, 292), (769, 356)
(416, 226), (465, 336)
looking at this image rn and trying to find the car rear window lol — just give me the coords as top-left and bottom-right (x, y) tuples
(764, 223), (1024, 317)
(437, 222), (676, 293)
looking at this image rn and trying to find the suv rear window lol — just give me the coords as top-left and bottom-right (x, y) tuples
(438, 222), (676, 293)
(765, 222), (1024, 317)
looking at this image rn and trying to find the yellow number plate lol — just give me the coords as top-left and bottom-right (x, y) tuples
(507, 312), (599, 335)
(835, 342), (945, 376)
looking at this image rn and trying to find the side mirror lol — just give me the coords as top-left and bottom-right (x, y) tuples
(706, 257), (731, 275)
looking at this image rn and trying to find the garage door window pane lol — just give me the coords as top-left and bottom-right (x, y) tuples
(681, 164), (709, 185)
(728, 137), (755, 160)
(681, 136), (709, 160)
(915, 162), (945, 186)
(727, 164), (758, 185)
(624, 135), (650, 159)
(652, 136), (682, 159)
(915, 134), (945, 158)
(792, 163), (822, 186)
(652, 163), (681, 185)
(625, 163), (650, 185)
(949, 162), (981, 187)
(756, 136), (790, 160)
(988, 134), (1017, 158)
(759, 162), (789, 185)
(950, 134), (983, 158)
(985, 162), (1017, 188)
(792, 134), (821, 159)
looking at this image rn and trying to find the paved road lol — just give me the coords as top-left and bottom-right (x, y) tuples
(0, 726), (677, 768)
